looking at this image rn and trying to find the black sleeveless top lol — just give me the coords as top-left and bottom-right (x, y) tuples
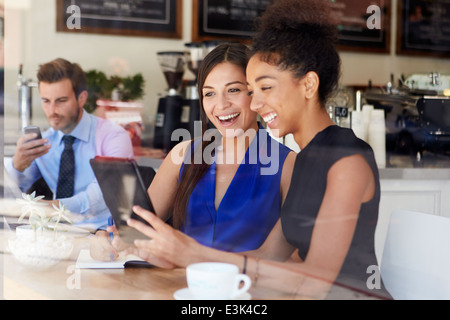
(281, 125), (391, 299)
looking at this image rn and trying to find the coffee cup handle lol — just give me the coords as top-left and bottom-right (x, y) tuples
(232, 274), (252, 298)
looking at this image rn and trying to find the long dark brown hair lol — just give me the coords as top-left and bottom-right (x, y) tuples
(171, 42), (250, 229)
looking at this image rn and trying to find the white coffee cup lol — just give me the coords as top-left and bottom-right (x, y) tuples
(186, 262), (252, 300)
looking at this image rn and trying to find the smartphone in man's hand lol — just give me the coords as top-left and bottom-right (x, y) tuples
(23, 126), (43, 147)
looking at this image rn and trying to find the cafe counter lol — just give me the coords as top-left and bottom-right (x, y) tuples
(375, 155), (450, 263)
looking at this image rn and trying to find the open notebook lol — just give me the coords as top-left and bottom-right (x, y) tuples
(75, 249), (152, 269)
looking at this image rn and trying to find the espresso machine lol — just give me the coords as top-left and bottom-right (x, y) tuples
(153, 51), (187, 151)
(17, 64), (37, 130)
(363, 72), (450, 158)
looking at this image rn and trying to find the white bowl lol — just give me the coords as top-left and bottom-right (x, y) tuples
(8, 226), (74, 270)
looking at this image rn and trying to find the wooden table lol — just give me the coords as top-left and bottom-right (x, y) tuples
(1, 229), (294, 300)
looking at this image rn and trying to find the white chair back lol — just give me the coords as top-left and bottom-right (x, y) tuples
(380, 210), (450, 299)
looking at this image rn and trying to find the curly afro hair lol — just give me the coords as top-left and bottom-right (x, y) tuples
(251, 0), (341, 105)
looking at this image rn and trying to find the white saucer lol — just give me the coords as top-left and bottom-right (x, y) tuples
(173, 288), (251, 300)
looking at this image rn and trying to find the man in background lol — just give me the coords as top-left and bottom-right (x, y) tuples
(6, 58), (134, 230)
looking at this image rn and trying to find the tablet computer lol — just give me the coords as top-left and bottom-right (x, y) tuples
(90, 156), (156, 229)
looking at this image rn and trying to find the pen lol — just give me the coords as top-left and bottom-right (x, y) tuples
(108, 216), (114, 261)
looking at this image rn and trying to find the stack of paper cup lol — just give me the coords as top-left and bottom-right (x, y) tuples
(362, 105), (374, 141)
(368, 109), (386, 168)
(351, 110), (366, 142)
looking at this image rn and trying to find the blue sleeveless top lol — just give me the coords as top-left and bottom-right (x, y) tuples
(180, 125), (292, 252)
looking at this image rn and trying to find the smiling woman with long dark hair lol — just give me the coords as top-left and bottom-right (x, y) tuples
(90, 42), (295, 259)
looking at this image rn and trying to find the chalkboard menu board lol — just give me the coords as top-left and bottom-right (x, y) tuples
(397, 0), (450, 57)
(56, 0), (182, 39)
(192, 0), (390, 53)
(331, 0), (390, 53)
(192, 0), (271, 41)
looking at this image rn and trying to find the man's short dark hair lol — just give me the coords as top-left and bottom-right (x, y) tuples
(37, 58), (87, 98)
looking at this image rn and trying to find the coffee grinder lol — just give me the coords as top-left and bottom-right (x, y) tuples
(183, 41), (219, 137)
(153, 51), (187, 151)
(183, 43), (204, 139)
